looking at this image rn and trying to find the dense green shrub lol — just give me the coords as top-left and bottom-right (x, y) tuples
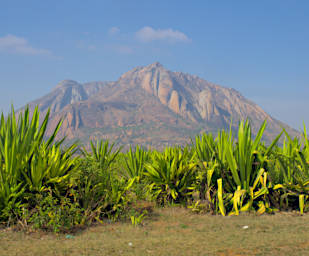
(144, 147), (197, 205)
(0, 107), (79, 224)
(1, 106), (309, 232)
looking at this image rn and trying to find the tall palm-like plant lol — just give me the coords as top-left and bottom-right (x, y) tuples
(75, 140), (132, 220)
(122, 145), (148, 182)
(193, 129), (232, 211)
(218, 120), (282, 215)
(0, 106), (79, 220)
(270, 127), (309, 213)
(144, 147), (197, 205)
(84, 140), (122, 170)
(193, 120), (282, 215)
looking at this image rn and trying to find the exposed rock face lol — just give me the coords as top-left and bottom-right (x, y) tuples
(25, 80), (88, 115)
(20, 62), (298, 148)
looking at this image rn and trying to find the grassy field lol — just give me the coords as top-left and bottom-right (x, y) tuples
(1, 207), (309, 256)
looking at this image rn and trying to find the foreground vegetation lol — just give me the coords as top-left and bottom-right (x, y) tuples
(0, 106), (309, 233)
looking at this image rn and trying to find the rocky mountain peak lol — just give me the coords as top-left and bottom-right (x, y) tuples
(53, 80), (80, 90)
(19, 63), (298, 148)
(118, 62), (166, 82)
(145, 61), (164, 69)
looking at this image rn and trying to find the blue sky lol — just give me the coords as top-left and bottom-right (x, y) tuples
(0, 0), (308, 129)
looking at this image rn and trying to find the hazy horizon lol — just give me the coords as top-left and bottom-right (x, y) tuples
(1, 1), (309, 130)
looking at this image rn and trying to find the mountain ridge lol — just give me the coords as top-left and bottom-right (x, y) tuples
(20, 62), (298, 148)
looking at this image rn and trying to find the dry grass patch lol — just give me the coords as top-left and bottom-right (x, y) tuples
(1, 207), (309, 256)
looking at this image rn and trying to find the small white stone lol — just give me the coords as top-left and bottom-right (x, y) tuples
(242, 225), (249, 229)
(128, 242), (133, 246)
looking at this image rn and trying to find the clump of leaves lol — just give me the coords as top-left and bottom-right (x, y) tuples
(144, 147), (197, 205)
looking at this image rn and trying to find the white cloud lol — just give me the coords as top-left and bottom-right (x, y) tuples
(0, 34), (52, 56)
(135, 26), (191, 43)
(108, 27), (120, 36)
